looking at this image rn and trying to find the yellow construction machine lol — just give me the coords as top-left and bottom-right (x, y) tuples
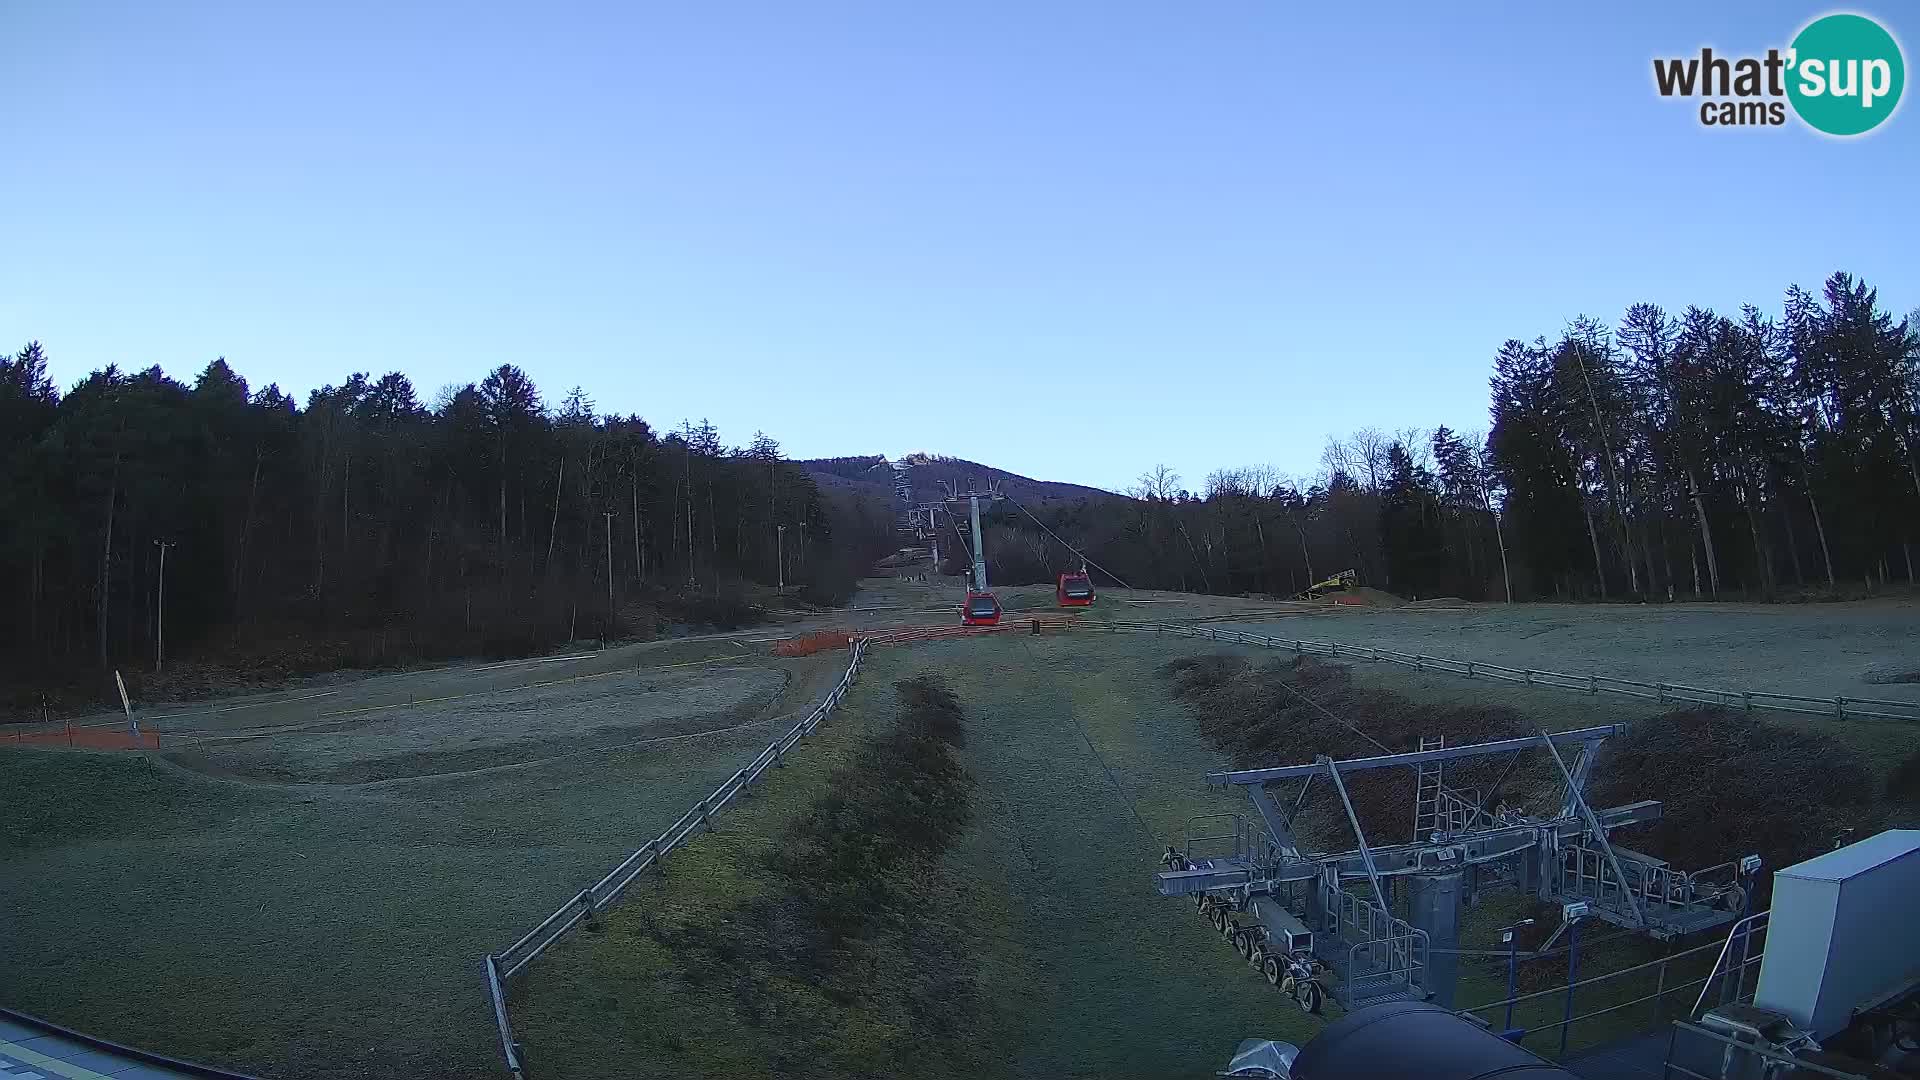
(1298, 569), (1357, 599)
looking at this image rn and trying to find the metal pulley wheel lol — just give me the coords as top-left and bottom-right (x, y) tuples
(1292, 977), (1324, 1014)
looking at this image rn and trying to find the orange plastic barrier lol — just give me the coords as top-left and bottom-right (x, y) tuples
(771, 617), (1080, 655)
(772, 630), (855, 657)
(864, 615), (1077, 646)
(3, 725), (161, 750)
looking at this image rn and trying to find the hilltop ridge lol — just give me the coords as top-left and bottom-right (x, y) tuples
(799, 453), (1122, 507)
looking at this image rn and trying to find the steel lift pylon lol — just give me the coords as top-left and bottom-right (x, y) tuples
(886, 457), (950, 568)
(1157, 727), (1758, 1011)
(944, 480), (1004, 624)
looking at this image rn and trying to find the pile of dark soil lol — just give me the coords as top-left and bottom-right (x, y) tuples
(1890, 752), (1920, 803)
(1163, 654), (1543, 848)
(1588, 711), (1880, 878)
(1164, 655), (1885, 884)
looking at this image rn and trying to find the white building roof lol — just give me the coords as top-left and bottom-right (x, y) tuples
(1777, 829), (1920, 883)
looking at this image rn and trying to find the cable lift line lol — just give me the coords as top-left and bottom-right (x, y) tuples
(945, 512), (974, 575)
(1001, 491), (1134, 592)
(927, 481), (1120, 613)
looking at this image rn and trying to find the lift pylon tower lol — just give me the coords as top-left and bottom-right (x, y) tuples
(902, 504), (942, 560)
(942, 480), (1003, 591)
(884, 458), (948, 571)
(890, 458), (914, 533)
(1156, 727), (1759, 1012)
(943, 481), (1005, 624)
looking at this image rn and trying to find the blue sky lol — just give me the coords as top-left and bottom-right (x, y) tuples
(4, 2), (1915, 493)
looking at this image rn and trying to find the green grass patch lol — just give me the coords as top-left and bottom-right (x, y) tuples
(889, 635), (1321, 1077)
(515, 635), (1324, 1079)
(1, 750), (268, 851)
(0, 697), (807, 1079)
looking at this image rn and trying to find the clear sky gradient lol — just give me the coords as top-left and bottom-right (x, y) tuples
(4, 2), (1915, 492)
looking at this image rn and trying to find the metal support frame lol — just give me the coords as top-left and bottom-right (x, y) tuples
(1249, 786), (1301, 860)
(943, 481), (1003, 594)
(1209, 726), (1625, 786)
(1557, 744), (1596, 820)
(1465, 749), (1525, 831)
(1320, 755), (1391, 919)
(1288, 774), (1316, 824)
(1160, 712), (1754, 1020)
(1560, 916), (1582, 1057)
(1537, 733), (1646, 929)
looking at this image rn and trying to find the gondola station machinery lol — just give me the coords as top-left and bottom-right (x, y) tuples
(1156, 726), (1761, 1016)
(1207, 831), (1920, 1080)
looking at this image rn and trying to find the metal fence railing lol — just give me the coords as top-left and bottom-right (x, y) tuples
(1095, 622), (1920, 724)
(1662, 1019), (1870, 1080)
(1457, 922), (1767, 1061)
(481, 637), (872, 1079)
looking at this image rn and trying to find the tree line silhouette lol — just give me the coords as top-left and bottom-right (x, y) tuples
(0, 354), (892, 711)
(961, 273), (1920, 603)
(4, 270), (1911, 709)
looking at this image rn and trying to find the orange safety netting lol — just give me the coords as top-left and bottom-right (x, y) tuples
(865, 615), (1077, 646)
(774, 616), (1079, 655)
(3, 725), (161, 750)
(772, 630), (855, 657)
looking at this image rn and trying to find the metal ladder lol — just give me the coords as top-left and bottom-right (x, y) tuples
(1413, 735), (1445, 840)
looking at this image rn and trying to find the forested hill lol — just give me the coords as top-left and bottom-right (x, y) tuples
(800, 453), (1119, 506)
(916, 273), (1919, 605)
(0, 356), (895, 712)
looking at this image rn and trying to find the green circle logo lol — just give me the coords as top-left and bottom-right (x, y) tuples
(1787, 13), (1905, 136)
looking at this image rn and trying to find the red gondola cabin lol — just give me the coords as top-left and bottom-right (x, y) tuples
(961, 590), (1002, 626)
(1057, 572), (1095, 607)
